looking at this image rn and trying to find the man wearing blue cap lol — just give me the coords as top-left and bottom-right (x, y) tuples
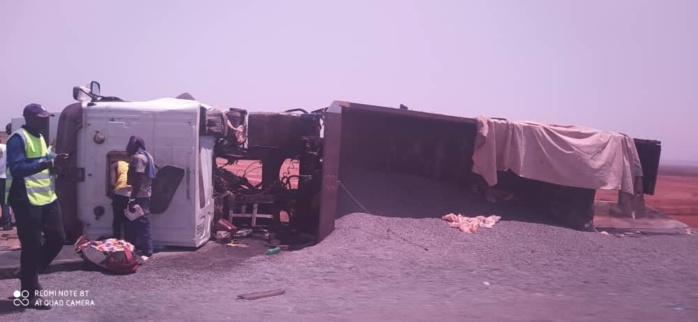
(5, 103), (69, 309)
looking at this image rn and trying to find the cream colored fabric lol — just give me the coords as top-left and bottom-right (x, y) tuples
(442, 213), (501, 233)
(472, 116), (643, 194)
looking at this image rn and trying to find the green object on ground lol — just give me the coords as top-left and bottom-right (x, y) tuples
(266, 247), (281, 255)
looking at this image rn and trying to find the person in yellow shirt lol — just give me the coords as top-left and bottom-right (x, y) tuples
(110, 160), (131, 239)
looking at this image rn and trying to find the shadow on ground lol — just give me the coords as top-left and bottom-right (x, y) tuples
(336, 168), (566, 228)
(0, 299), (27, 315)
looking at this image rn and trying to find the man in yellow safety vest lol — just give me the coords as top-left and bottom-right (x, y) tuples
(5, 103), (69, 310)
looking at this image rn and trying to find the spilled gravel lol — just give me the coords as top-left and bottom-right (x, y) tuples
(1, 212), (697, 321)
(1, 169), (697, 321)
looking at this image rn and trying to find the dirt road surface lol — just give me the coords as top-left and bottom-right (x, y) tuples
(0, 213), (696, 321)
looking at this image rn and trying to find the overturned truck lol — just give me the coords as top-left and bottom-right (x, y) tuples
(55, 84), (661, 247)
(325, 102), (660, 234)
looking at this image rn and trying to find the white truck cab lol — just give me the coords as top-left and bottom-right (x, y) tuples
(55, 82), (227, 247)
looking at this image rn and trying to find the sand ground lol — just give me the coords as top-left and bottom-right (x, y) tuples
(2, 212), (696, 321)
(596, 165), (698, 227)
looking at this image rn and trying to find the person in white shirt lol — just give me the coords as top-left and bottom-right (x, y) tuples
(0, 136), (11, 230)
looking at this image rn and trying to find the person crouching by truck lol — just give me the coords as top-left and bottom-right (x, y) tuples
(125, 136), (155, 261)
(110, 160), (131, 239)
(6, 104), (69, 310)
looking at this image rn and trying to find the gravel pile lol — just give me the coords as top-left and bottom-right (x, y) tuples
(336, 167), (500, 219)
(335, 167), (554, 225)
(3, 169), (698, 321)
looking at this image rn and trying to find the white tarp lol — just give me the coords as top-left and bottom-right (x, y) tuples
(472, 116), (643, 195)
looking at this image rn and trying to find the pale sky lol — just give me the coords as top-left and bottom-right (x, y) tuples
(1, 0), (696, 161)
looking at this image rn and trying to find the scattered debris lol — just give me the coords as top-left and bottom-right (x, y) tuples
(265, 244), (289, 251)
(483, 281), (491, 286)
(216, 218), (237, 233)
(237, 289), (286, 300)
(215, 231), (232, 244)
(226, 241), (249, 248)
(266, 247), (281, 255)
(253, 228), (271, 240)
(442, 213), (501, 233)
(600, 231), (610, 235)
(686, 229), (694, 235)
(234, 228), (253, 238)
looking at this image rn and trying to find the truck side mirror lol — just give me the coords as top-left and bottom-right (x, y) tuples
(90, 81), (101, 96)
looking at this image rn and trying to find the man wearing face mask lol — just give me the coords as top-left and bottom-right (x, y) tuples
(5, 104), (69, 309)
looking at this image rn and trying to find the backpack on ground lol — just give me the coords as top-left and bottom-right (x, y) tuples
(75, 235), (141, 275)
(104, 248), (139, 274)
